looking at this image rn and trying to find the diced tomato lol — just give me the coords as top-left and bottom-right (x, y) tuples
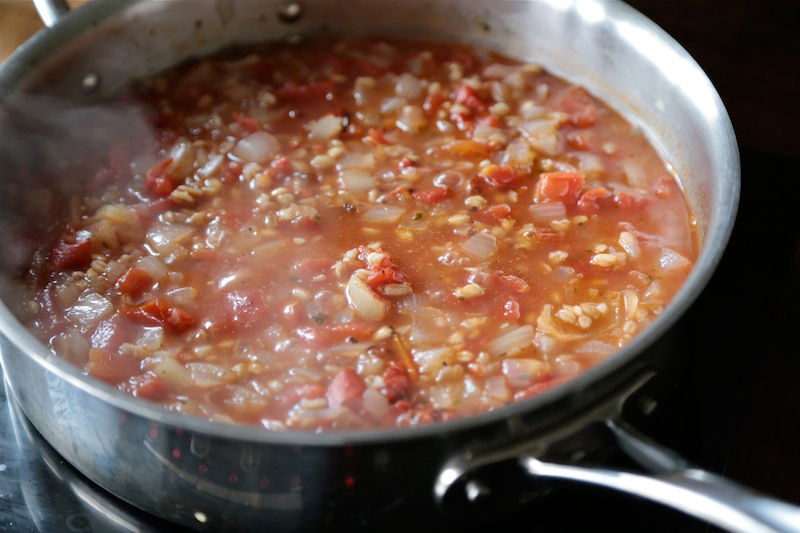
(482, 165), (519, 188)
(497, 274), (530, 293)
(398, 156), (416, 169)
(577, 187), (609, 214)
(122, 298), (196, 333)
(87, 348), (138, 384)
(221, 160), (243, 184)
(367, 128), (387, 144)
(143, 159), (175, 197)
(357, 246), (406, 288)
(296, 322), (375, 348)
(381, 362), (410, 403)
(423, 93), (444, 116)
(326, 368), (366, 408)
(318, 52), (347, 74)
(503, 298), (521, 320)
(127, 373), (167, 401)
(413, 185), (451, 204)
(275, 81), (336, 102)
(248, 58), (277, 82)
(476, 203), (512, 224)
(454, 83), (487, 114)
(226, 290), (268, 328)
(232, 111), (260, 133)
(117, 267), (153, 298)
(90, 318), (127, 351)
(557, 87), (597, 128)
(50, 238), (91, 272)
(534, 172), (586, 205)
(271, 156), (294, 179)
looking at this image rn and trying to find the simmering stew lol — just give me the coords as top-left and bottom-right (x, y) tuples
(23, 37), (696, 430)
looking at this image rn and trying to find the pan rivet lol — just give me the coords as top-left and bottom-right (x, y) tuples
(81, 72), (100, 94)
(277, 2), (303, 23)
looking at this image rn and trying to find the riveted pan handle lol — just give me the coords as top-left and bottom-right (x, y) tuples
(435, 375), (800, 533)
(33, 0), (71, 27)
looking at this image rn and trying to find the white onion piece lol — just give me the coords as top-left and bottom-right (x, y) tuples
(52, 328), (90, 365)
(659, 248), (691, 271)
(487, 325), (535, 357)
(187, 362), (234, 387)
(337, 152), (375, 170)
(484, 376), (510, 402)
(529, 201), (566, 220)
(198, 153), (225, 177)
(232, 131), (280, 163)
(307, 114), (343, 140)
(396, 105), (426, 134)
(362, 388), (390, 417)
(363, 206), (405, 223)
(502, 359), (544, 387)
(472, 122), (500, 143)
(502, 138), (534, 166)
(643, 279), (663, 300)
(167, 287), (197, 306)
(56, 281), (80, 307)
(153, 358), (191, 387)
(482, 63), (518, 80)
(534, 333), (556, 354)
(135, 256), (168, 279)
(339, 169), (376, 192)
(395, 73), (424, 99)
(433, 170), (465, 188)
(575, 340), (616, 357)
(554, 266), (575, 280)
(137, 327), (164, 351)
(147, 223), (194, 254)
(413, 347), (453, 377)
(619, 231), (641, 259)
(462, 233), (497, 261)
(67, 293), (113, 326)
(622, 290), (639, 319)
(396, 293), (424, 309)
(621, 159), (648, 188)
(575, 153), (604, 174)
(167, 141), (195, 178)
(518, 118), (557, 138)
(381, 96), (407, 113)
(346, 273), (388, 321)
(554, 355), (581, 376)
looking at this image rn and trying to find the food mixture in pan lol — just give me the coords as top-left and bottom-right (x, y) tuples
(23, 37), (696, 430)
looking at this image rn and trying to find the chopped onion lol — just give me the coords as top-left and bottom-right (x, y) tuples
(363, 206), (405, 223)
(502, 359), (544, 387)
(187, 362), (235, 387)
(534, 333), (556, 354)
(575, 153), (604, 174)
(575, 340), (616, 357)
(146, 223), (194, 254)
(337, 152), (375, 170)
(346, 273), (388, 321)
(621, 159), (648, 188)
(381, 96), (407, 113)
(413, 347), (454, 377)
(622, 290), (639, 319)
(396, 105), (426, 134)
(66, 293), (113, 326)
(167, 287), (197, 306)
(472, 122), (500, 143)
(554, 266), (575, 280)
(307, 114), (343, 140)
(232, 131), (280, 163)
(52, 328), (90, 365)
(167, 141), (195, 178)
(619, 231), (641, 259)
(529, 201), (566, 220)
(519, 119), (560, 155)
(339, 169), (376, 192)
(484, 376), (510, 402)
(153, 357), (191, 387)
(135, 256), (168, 279)
(362, 388), (390, 417)
(395, 73), (424, 99)
(198, 153), (225, 177)
(137, 327), (164, 351)
(659, 248), (691, 271)
(462, 232), (497, 261)
(554, 355), (581, 376)
(433, 170), (465, 188)
(487, 325), (535, 357)
(643, 279), (663, 300)
(482, 63), (518, 80)
(502, 138), (534, 166)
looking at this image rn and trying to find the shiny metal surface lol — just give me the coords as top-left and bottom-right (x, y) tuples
(0, 1), (741, 531)
(31, 0), (70, 28)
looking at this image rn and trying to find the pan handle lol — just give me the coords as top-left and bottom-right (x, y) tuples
(435, 418), (800, 533)
(32, 0), (71, 27)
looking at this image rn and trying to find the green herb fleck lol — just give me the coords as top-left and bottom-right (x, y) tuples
(413, 212), (423, 220)
(289, 275), (301, 283)
(311, 312), (329, 324)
